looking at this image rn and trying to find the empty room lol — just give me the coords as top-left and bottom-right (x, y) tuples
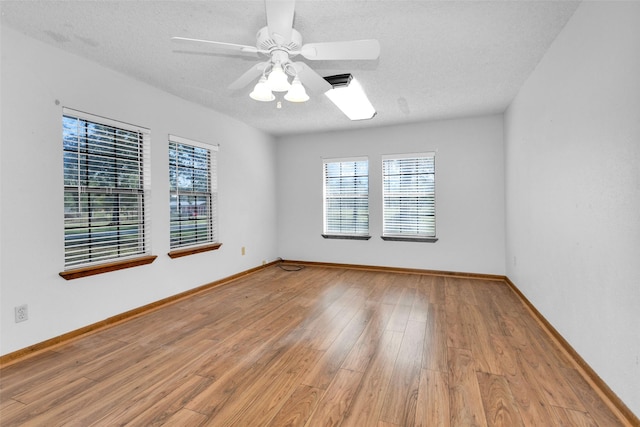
(0, 0), (638, 425)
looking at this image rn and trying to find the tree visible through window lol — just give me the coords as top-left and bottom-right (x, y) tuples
(169, 136), (218, 249)
(322, 157), (369, 237)
(382, 153), (436, 238)
(63, 109), (151, 268)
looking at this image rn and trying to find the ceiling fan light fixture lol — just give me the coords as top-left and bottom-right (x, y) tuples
(324, 74), (376, 121)
(284, 77), (309, 103)
(249, 76), (275, 102)
(267, 63), (291, 92)
(173, 1), (382, 116)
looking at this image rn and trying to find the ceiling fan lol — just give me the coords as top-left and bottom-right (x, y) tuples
(171, 0), (380, 105)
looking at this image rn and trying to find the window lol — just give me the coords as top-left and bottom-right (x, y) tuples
(322, 157), (370, 239)
(382, 153), (437, 241)
(63, 109), (151, 268)
(169, 135), (218, 250)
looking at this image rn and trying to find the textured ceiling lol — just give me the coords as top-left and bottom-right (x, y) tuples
(1, 0), (580, 136)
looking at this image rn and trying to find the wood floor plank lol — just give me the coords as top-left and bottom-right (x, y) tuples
(90, 341), (219, 425)
(10, 376), (95, 410)
(163, 408), (208, 426)
(396, 276), (420, 302)
(415, 368), (450, 427)
(469, 283), (506, 337)
(296, 282), (353, 331)
(305, 368), (364, 427)
(195, 326), (274, 379)
(409, 276), (431, 323)
(503, 347), (556, 426)
(423, 303), (448, 373)
(500, 313), (570, 368)
(385, 292), (414, 332)
(341, 301), (394, 373)
(80, 342), (159, 381)
(448, 346), (488, 427)
(10, 347), (174, 426)
(380, 319), (426, 425)
(516, 342), (586, 412)
(57, 340), (218, 425)
(204, 290), (303, 339)
(215, 346), (323, 426)
(445, 277), (478, 305)
(461, 302), (497, 374)
(267, 384), (323, 427)
(429, 275), (447, 306)
(364, 272), (396, 303)
(184, 328), (309, 417)
(94, 374), (204, 425)
(98, 308), (194, 346)
(445, 298), (471, 350)
(303, 299), (366, 352)
(0, 398), (27, 425)
(476, 371), (524, 427)
(549, 405), (599, 427)
(380, 281), (405, 305)
(559, 365), (627, 427)
(341, 331), (404, 427)
(1, 338), (125, 402)
(300, 306), (371, 390)
(50, 333), (128, 363)
(484, 333), (519, 377)
(1, 350), (63, 385)
(124, 375), (215, 426)
(0, 265), (627, 427)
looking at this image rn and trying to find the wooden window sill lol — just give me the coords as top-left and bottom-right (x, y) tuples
(59, 255), (158, 280)
(168, 242), (222, 259)
(381, 236), (439, 243)
(322, 234), (371, 240)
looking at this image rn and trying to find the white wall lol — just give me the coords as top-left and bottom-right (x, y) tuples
(0, 27), (278, 355)
(277, 116), (505, 275)
(505, 1), (640, 415)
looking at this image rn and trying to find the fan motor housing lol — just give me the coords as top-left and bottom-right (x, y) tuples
(256, 26), (302, 53)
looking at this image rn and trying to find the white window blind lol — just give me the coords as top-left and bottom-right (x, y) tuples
(323, 157), (369, 236)
(63, 108), (151, 268)
(169, 135), (218, 249)
(382, 153), (436, 237)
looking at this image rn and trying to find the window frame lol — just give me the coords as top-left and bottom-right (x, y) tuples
(381, 152), (438, 243)
(168, 135), (220, 257)
(61, 108), (153, 276)
(322, 156), (371, 240)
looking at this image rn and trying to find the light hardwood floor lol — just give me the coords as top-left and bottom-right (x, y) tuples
(0, 265), (629, 426)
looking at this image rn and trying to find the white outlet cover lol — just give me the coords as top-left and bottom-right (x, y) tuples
(15, 304), (28, 323)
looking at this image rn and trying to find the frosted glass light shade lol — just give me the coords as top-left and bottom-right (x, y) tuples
(267, 64), (291, 92)
(284, 77), (309, 102)
(249, 76), (275, 102)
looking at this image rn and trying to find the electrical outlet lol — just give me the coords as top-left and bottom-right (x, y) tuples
(15, 304), (28, 323)
(241, 246), (246, 256)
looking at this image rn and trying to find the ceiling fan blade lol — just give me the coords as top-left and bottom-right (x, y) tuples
(292, 62), (332, 93)
(171, 37), (260, 54)
(265, 0), (295, 45)
(228, 62), (270, 90)
(301, 39), (380, 60)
